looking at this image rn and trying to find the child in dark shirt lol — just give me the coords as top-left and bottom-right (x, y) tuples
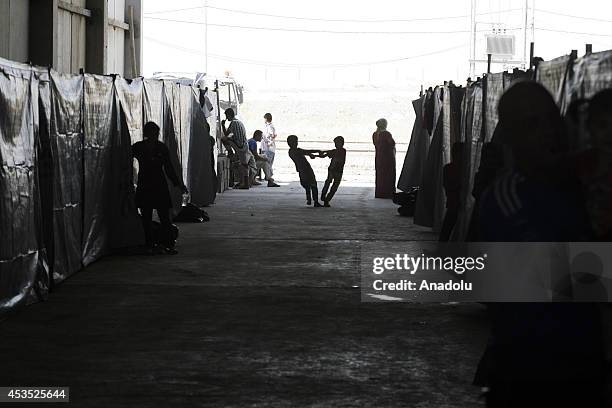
(287, 135), (322, 207)
(319, 136), (347, 207)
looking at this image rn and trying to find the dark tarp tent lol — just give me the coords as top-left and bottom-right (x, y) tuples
(449, 71), (526, 241)
(162, 81), (184, 215)
(112, 77), (145, 249)
(414, 87), (443, 228)
(536, 55), (572, 106)
(413, 85), (464, 232)
(82, 75), (115, 266)
(49, 70), (84, 282)
(484, 73), (505, 143)
(0, 59), (49, 311)
(186, 88), (215, 206)
(0, 58), (218, 314)
(566, 50), (612, 105)
(33, 67), (53, 289)
(143, 79), (165, 132)
(451, 81), (484, 242)
(397, 95), (430, 192)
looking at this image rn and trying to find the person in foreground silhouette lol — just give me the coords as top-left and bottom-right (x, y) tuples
(132, 122), (187, 255)
(372, 118), (396, 199)
(287, 135), (322, 207)
(475, 82), (605, 407)
(318, 136), (346, 207)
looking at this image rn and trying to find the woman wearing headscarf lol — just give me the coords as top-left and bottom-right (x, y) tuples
(372, 118), (396, 199)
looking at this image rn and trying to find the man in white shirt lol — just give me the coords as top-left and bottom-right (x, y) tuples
(262, 113), (277, 174)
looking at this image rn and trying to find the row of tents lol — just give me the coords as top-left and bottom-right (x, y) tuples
(0, 57), (218, 313)
(397, 49), (612, 240)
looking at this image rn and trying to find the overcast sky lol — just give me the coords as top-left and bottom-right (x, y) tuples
(142, 0), (612, 89)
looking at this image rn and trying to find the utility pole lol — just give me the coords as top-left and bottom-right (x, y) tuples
(204, 0), (209, 74)
(469, 0), (477, 77)
(523, 0), (529, 69)
(531, 0), (536, 44)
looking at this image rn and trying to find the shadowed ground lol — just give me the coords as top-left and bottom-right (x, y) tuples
(0, 183), (488, 407)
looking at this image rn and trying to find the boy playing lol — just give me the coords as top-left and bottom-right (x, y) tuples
(287, 135), (322, 207)
(319, 136), (347, 207)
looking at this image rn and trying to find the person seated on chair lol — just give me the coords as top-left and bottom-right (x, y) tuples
(248, 130), (280, 187)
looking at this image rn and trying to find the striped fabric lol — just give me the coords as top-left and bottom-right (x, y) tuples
(228, 119), (247, 148)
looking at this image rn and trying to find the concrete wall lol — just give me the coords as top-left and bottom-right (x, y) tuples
(0, 0), (30, 62)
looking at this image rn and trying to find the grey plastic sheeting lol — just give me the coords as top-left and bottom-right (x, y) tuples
(162, 81), (184, 214)
(1, 59), (216, 313)
(186, 88), (215, 206)
(0, 59), (49, 311)
(49, 70), (84, 283)
(112, 77), (145, 249)
(397, 96), (430, 192)
(33, 67), (53, 283)
(484, 73), (504, 143)
(82, 75), (115, 266)
(414, 87), (443, 230)
(180, 86), (192, 193)
(536, 55), (571, 105)
(413, 85), (465, 232)
(566, 50), (612, 107)
(143, 79), (164, 133)
(452, 82), (484, 242)
(143, 80), (215, 207)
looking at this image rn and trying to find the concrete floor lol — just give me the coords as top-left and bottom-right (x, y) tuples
(0, 183), (489, 407)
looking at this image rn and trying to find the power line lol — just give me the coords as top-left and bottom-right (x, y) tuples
(144, 36), (468, 68)
(144, 16), (521, 35)
(205, 5), (470, 23)
(145, 6), (204, 15)
(144, 4), (522, 24)
(536, 27), (612, 38)
(535, 9), (612, 24)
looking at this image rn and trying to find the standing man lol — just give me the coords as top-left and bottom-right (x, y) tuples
(222, 108), (249, 189)
(262, 113), (277, 174)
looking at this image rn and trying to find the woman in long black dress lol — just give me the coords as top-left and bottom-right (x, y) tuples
(372, 118), (397, 199)
(132, 122), (187, 254)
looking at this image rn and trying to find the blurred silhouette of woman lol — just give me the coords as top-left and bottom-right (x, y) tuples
(373, 118), (396, 198)
(132, 122), (187, 254)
